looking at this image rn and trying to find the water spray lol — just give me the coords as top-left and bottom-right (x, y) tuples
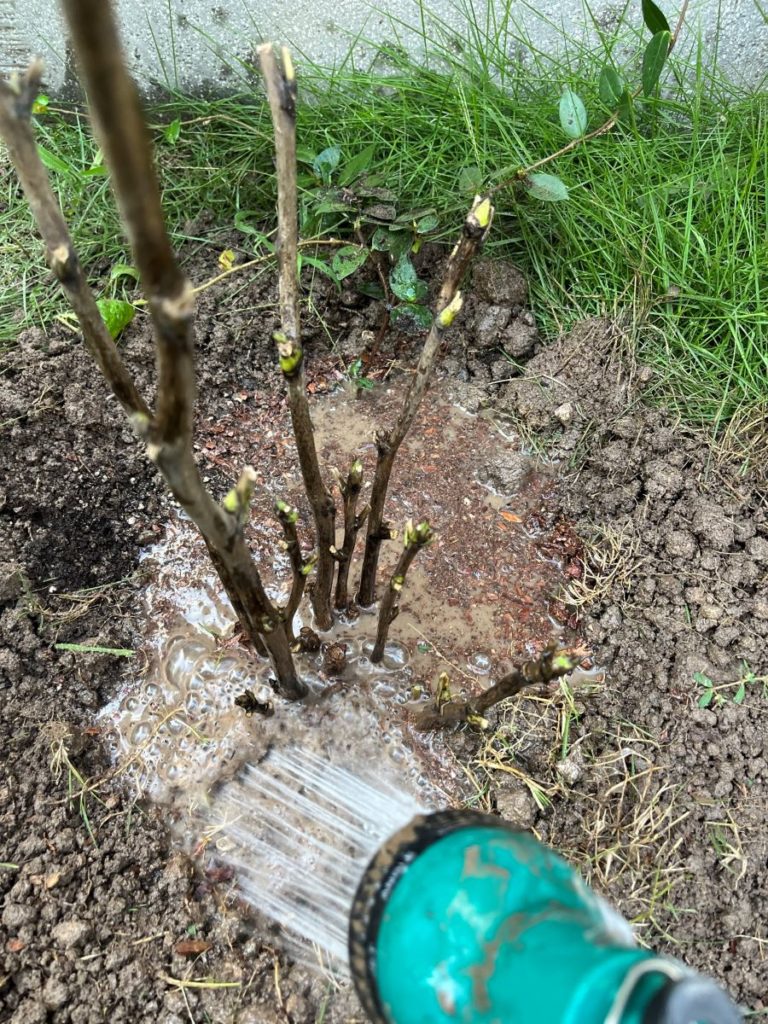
(208, 749), (742, 1024)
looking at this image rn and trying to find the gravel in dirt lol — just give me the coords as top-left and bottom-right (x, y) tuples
(2, 242), (765, 1020)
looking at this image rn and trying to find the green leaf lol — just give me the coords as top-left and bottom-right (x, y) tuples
(338, 143), (376, 186)
(96, 298), (135, 339)
(733, 682), (747, 705)
(390, 302), (433, 333)
(642, 0), (670, 35)
(616, 89), (633, 123)
(296, 145), (317, 165)
(109, 263), (140, 284)
(331, 245), (369, 281)
(357, 281), (386, 300)
(371, 227), (392, 251)
(55, 642), (134, 657)
(313, 145), (342, 184)
(642, 31), (671, 96)
(37, 144), (71, 174)
(459, 165), (483, 193)
(415, 212), (439, 234)
(698, 689), (714, 708)
(559, 89), (588, 139)
(693, 671), (714, 688)
(301, 255), (340, 286)
(313, 199), (355, 215)
(164, 118), (181, 145)
(233, 212), (275, 251)
(598, 67), (625, 107)
(524, 172), (569, 202)
(389, 254), (428, 303)
(32, 93), (49, 115)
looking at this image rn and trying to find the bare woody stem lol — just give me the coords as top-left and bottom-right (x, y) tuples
(259, 44), (336, 632)
(414, 646), (577, 731)
(357, 195), (494, 607)
(333, 460), (368, 611)
(0, 63), (148, 421)
(371, 521), (434, 663)
(275, 499), (316, 642)
(8, 1), (305, 700)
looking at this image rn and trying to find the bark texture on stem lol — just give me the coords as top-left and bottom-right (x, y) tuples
(414, 646), (576, 730)
(275, 499), (315, 642)
(0, 64), (148, 421)
(371, 521), (434, 663)
(333, 460), (368, 611)
(357, 195), (493, 607)
(2, 11), (305, 699)
(259, 44), (336, 631)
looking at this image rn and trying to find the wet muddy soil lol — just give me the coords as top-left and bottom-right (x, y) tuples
(1, 242), (766, 1022)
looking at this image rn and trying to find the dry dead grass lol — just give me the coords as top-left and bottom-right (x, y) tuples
(563, 522), (645, 610)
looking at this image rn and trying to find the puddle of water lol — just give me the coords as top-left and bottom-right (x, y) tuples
(99, 380), (582, 829)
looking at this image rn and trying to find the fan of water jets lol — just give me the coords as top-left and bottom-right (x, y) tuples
(200, 748), (434, 970)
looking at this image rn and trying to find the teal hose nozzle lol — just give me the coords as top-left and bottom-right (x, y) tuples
(348, 810), (742, 1024)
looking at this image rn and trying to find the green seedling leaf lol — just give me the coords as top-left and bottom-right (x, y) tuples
(233, 212), (275, 251)
(693, 671), (713, 687)
(96, 298), (136, 339)
(55, 642), (135, 657)
(616, 88), (633, 122)
(733, 682), (747, 705)
(390, 302), (432, 333)
(559, 89), (588, 138)
(598, 67), (625, 107)
(32, 94), (49, 115)
(301, 254), (341, 286)
(389, 254), (428, 303)
(362, 203), (397, 223)
(313, 145), (342, 185)
(641, 0), (670, 35)
(415, 212), (439, 234)
(338, 143), (376, 186)
(371, 227), (392, 251)
(109, 263), (140, 284)
(524, 172), (569, 202)
(331, 245), (369, 281)
(313, 199), (355, 215)
(642, 31), (671, 96)
(698, 689), (714, 708)
(37, 144), (71, 174)
(459, 164), (483, 193)
(357, 281), (386, 300)
(164, 118), (182, 145)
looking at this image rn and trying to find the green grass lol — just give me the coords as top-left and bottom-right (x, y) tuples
(1, 0), (765, 426)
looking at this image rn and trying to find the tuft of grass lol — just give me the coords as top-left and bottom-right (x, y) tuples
(1, 0), (764, 427)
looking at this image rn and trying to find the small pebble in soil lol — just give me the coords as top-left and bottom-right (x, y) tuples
(52, 918), (91, 949)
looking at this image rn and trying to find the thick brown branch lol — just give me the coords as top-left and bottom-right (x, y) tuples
(259, 44), (336, 631)
(275, 500), (315, 642)
(333, 460), (367, 611)
(414, 646), (576, 730)
(14, 7), (305, 699)
(60, 0), (189, 447)
(371, 521), (434, 663)
(0, 64), (148, 420)
(357, 196), (493, 606)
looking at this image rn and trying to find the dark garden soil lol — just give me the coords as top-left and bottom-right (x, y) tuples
(1, 237), (766, 1023)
